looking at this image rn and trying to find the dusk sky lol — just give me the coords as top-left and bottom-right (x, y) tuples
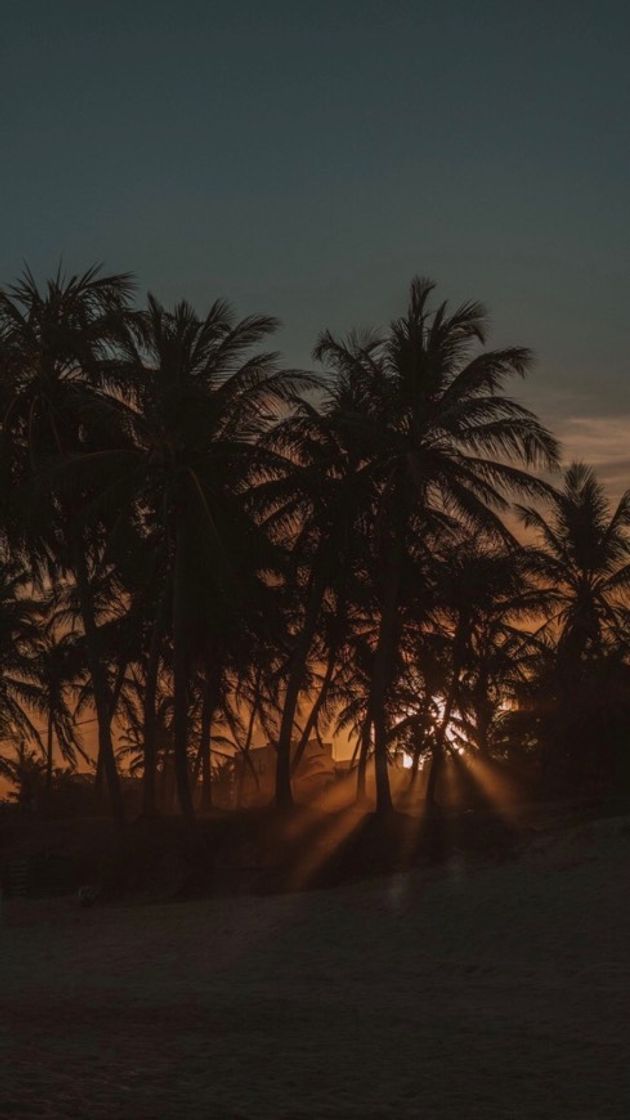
(2, 1), (629, 494)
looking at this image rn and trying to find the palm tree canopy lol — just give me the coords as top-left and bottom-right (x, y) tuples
(519, 462), (630, 657)
(315, 276), (560, 550)
(88, 294), (319, 656)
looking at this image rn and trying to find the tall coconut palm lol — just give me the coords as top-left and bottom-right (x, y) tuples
(519, 462), (630, 661)
(262, 380), (384, 808)
(92, 294), (315, 825)
(517, 463), (630, 790)
(315, 277), (559, 813)
(0, 265), (135, 820)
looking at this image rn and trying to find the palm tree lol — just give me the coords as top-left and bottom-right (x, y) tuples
(0, 549), (45, 751)
(0, 265), (135, 820)
(423, 540), (544, 802)
(262, 371), (390, 809)
(95, 294), (314, 825)
(92, 524), (169, 817)
(315, 277), (559, 814)
(519, 462), (630, 662)
(21, 629), (87, 791)
(231, 657), (282, 807)
(0, 739), (46, 811)
(456, 621), (538, 759)
(390, 616), (447, 791)
(517, 463), (630, 790)
(116, 671), (178, 810)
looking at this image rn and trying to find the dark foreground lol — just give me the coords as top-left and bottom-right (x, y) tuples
(2, 813), (630, 1119)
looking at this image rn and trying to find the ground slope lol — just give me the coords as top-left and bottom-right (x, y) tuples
(2, 815), (629, 1119)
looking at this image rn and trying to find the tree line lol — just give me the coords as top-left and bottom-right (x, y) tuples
(1, 267), (629, 825)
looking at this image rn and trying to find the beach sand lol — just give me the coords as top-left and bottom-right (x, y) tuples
(2, 815), (629, 1118)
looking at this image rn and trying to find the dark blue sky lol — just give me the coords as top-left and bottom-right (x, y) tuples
(2, 1), (629, 491)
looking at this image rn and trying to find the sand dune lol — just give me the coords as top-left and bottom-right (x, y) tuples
(2, 816), (630, 1119)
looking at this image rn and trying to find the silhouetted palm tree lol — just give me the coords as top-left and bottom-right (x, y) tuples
(262, 394), (370, 807)
(0, 550), (43, 750)
(517, 463), (630, 790)
(100, 294), (314, 824)
(0, 265), (134, 820)
(519, 462), (630, 661)
(424, 540), (544, 802)
(0, 739), (46, 810)
(21, 630), (87, 790)
(6, 263), (619, 836)
(316, 277), (558, 813)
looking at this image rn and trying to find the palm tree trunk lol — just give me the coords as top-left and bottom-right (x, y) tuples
(275, 669), (301, 810)
(475, 707), (491, 757)
(160, 746), (171, 812)
(372, 704), (393, 814)
(426, 676), (460, 807)
(275, 569), (326, 810)
(426, 616), (469, 808)
(74, 547), (125, 823)
(172, 523), (195, 827)
(291, 647), (336, 775)
(45, 710), (54, 792)
(370, 563), (400, 816)
(291, 595), (346, 777)
(408, 743), (423, 788)
(142, 606), (162, 817)
(94, 747), (104, 796)
(356, 711), (372, 801)
(200, 676), (214, 813)
(237, 671), (261, 807)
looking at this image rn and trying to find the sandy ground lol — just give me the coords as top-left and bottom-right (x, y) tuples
(1, 816), (630, 1119)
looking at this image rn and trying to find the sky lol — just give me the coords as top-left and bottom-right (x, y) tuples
(1, 0), (629, 497)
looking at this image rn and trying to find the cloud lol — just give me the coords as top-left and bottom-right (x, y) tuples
(556, 415), (630, 499)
